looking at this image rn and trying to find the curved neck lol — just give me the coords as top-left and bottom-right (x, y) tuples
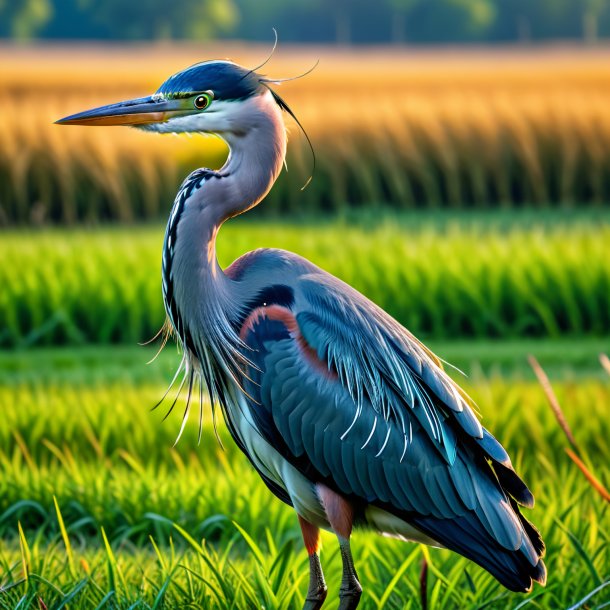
(166, 91), (286, 333)
(213, 91), (287, 225)
(162, 91), (288, 408)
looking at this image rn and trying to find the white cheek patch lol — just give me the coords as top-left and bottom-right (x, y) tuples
(148, 114), (209, 134)
(141, 100), (242, 134)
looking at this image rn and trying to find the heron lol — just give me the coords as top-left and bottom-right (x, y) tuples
(57, 58), (546, 609)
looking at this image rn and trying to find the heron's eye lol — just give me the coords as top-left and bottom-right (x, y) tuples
(194, 92), (213, 110)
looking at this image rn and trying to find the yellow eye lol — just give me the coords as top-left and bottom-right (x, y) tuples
(194, 92), (213, 110)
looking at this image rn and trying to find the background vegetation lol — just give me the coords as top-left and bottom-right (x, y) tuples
(3, 46), (610, 224)
(1, 216), (609, 347)
(5, 0), (610, 44)
(1, 27), (609, 610)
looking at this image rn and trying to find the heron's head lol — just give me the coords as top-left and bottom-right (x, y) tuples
(56, 60), (279, 135)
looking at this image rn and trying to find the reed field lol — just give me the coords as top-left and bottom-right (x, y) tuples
(3, 45), (610, 223)
(0, 347), (609, 609)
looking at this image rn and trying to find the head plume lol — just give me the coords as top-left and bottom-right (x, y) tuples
(251, 34), (318, 190)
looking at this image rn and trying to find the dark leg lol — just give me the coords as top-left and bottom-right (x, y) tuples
(338, 536), (362, 610)
(298, 515), (328, 610)
(304, 551), (327, 610)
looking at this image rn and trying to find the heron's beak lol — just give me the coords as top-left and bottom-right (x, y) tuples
(55, 95), (186, 126)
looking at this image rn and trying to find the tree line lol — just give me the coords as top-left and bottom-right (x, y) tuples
(2, 0), (610, 44)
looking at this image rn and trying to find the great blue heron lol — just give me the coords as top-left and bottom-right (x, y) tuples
(57, 59), (546, 609)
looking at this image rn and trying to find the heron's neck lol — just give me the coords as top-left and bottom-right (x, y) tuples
(219, 97), (287, 221)
(188, 93), (286, 272)
(167, 93), (287, 338)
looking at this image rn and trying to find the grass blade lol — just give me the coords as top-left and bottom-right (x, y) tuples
(420, 555), (428, 610)
(377, 546), (421, 608)
(93, 591), (115, 610)
(54, 578), (88, 610)
(151, 575), (172, 610)
(554, 519), (602, 587)
(17, 522), (30, 583)
(566, 580), (610, 610)
(53, 496), (75, 577)
(232, 521), (266, 569)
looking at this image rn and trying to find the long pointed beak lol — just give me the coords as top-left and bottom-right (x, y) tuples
(55, 95), (184, 126)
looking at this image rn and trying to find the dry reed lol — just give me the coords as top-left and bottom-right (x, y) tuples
(2, 44), (610, 223)
(529, 354), (610, 505)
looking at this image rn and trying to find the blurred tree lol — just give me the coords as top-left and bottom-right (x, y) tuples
(405, 0), (495, 43)
(447, 0), (495, 37)
(494, 0), (564, 42)
(4, 0), (609, 44)
(0, 0), (52, 40)
(388, 0), (420, 44)
(582, 0), (609, 42)
(232, 0), (327, 44)
(233, 0), (376, 45)
(80, 0), (237, 40)
(490, 0), (591, 43)
(334, 0), (350, 45)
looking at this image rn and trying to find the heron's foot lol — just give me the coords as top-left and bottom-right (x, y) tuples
(338, 581), (362, 610)
(303, 584), (328, 610)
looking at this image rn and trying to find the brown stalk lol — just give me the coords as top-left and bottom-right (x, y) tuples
(565, 448), (610, 504)
(528, 355), (578, 451)
(529, 355), (610, 504)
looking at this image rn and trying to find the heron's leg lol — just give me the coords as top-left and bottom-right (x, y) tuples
(337, 535), (362, 610)
(316, 484), (362, 610)
(298, 515), (328, 610)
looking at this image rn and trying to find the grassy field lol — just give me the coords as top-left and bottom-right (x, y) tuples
(0, 343), (608, 609)
(1, 211), (608, 347)
(3, 45), (610, 223)
(2, 42), (610, 608)
(1, 216), (608, 607)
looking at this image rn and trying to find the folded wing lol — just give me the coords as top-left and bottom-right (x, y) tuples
(239, 272), (545, 592)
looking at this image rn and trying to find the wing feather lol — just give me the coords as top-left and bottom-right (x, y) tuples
(236, 268), (544, 592)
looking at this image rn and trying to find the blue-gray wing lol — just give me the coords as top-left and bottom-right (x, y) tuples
(239, 272), (545, 592)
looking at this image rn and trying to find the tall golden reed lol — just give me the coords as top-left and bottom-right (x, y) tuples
(2, 44), (610, 223)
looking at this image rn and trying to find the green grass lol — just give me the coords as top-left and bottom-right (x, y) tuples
(1, 337), (610, 387)
(1, 212), (609, 607)
(1, 211), (609, 347)
(0, 345), (609, 609)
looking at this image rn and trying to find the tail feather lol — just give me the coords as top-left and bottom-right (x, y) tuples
(411, 450), (545, 592)
(413, 510), (546, 592)
(511, 498), (546, 558)
(477, 428), (535, 508)
(493, 461), (535, 508)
